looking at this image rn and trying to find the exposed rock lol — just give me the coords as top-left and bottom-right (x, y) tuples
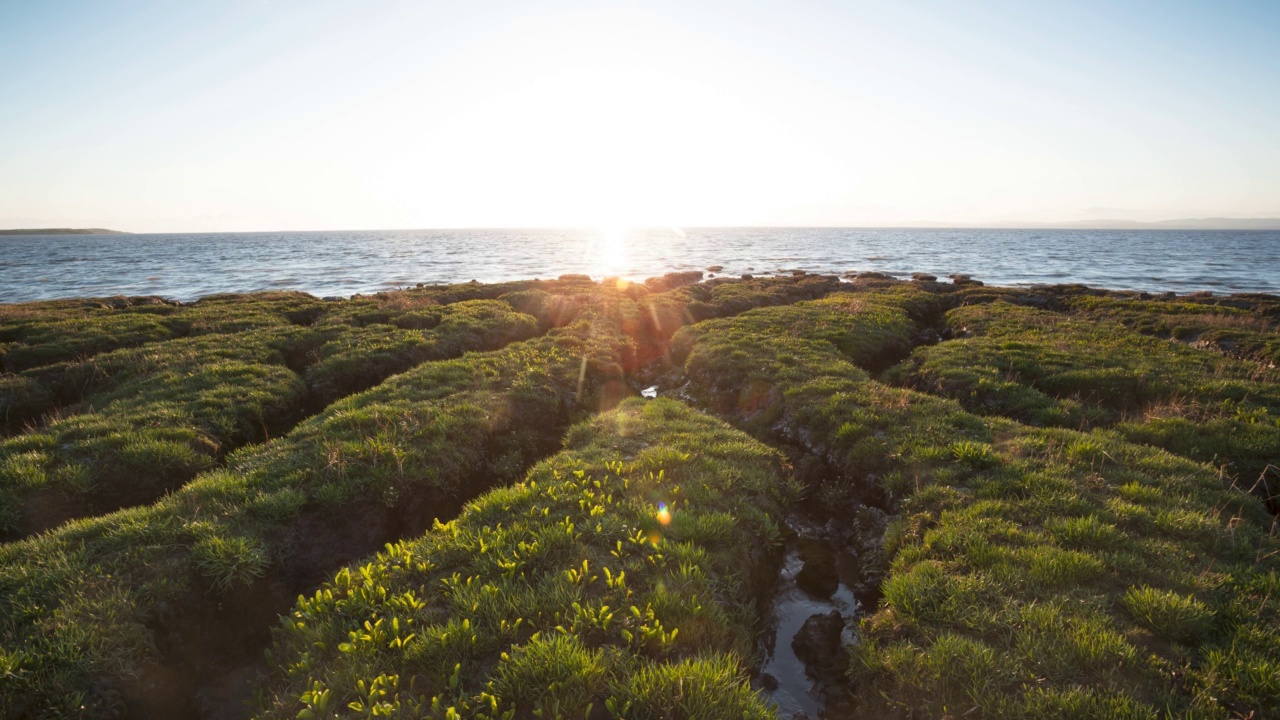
(791, 611), (847, 682)
(827, 505), (891, 606)
(643, 271), (703, 292)
(949, 273), (984, 287)
(856, 271), (894, 280)
(795, 539), (838, 598)
(741, 274), (754, 280)
(707, 265), (724, 272)
(557, 273), (592, 282)
(911, 272), (937, 282)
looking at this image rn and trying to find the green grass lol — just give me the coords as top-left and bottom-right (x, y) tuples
(1, 278), (1277, 720)
(1066, 293), (1280, 366)
(300, 299), (539, 408)
(0, 308), (629, 719)
(0, 374), (53, 433)
(252, 397), (794, 720)
(887, 301), (1280, 503)
(0, 300), (541, 539)
(671, 286), (1280, 719)
(0, 292), (327, 373)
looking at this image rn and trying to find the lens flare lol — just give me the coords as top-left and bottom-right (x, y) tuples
(656, 502), (671, 526)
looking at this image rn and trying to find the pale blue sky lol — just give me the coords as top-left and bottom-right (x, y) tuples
(1, 0), (1277, 231)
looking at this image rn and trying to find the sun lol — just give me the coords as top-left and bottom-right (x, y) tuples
(592, 225), (630, 279)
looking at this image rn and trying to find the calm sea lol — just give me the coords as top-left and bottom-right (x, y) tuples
(1, 227), (1277, 303)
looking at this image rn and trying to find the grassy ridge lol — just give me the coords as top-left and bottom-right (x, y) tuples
(0, 292), (325, 375)
(253, 398), (794, 720)
(672, 286), (1279, 718)
(1065, 293), (1280, 366)
(0, 300), (539, 539)
(887, 301), (1280, 506)
(0, 292), (324, 432)
(0, 310), (627, 719)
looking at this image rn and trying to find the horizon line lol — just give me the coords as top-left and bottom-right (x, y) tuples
(7, 219), (1280, 235)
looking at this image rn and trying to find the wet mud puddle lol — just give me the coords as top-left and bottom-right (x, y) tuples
(758, 538), (860, 718)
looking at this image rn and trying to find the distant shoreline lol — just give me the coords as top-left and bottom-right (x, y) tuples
(0, 228), (128, 236)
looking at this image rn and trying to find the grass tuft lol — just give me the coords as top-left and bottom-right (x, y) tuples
(1120, 586), (1215, 644)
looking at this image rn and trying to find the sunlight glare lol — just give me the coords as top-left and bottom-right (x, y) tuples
(592, 225), (630, 280)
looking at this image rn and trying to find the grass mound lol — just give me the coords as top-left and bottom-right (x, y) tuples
(672, 286), (1279, 718)
(887, 301), (1280, 507)
(253, 398), (795, 719)
(0, 310), (627, 719)
(0, 292), (325, 374)
(1066, 293), (1280, 366)
(0, 300), (540, 539)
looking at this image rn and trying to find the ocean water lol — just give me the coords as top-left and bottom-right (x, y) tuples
(1, 227), (1277, 303)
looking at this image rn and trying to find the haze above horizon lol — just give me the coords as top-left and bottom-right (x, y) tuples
(2, 0), (1277, 233)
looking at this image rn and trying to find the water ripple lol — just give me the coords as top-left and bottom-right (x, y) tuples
(0, 228), (1277, 303)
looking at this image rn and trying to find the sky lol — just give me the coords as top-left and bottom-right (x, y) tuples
(1, 0), (1277, 232)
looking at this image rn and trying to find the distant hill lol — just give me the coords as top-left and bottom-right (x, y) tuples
(884, 217), (1280, 230)
(0, 228), (129, 235)
(1042, 218), (1280, 230)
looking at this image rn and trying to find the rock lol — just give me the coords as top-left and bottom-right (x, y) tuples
(741, 274), (754, 280)
(795, 539), (838, 598)
(856, 271), (894, 280)
(911, 272), (937, 282)
(558, 274), (592, 282)
(643, 271), (703, 292)
(949, 274), (984, 287)
(707, 265), (724, 272)
(791, 270), (807, 277)
(758, 672), (779, 692)
(791, 611), (847, 681)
